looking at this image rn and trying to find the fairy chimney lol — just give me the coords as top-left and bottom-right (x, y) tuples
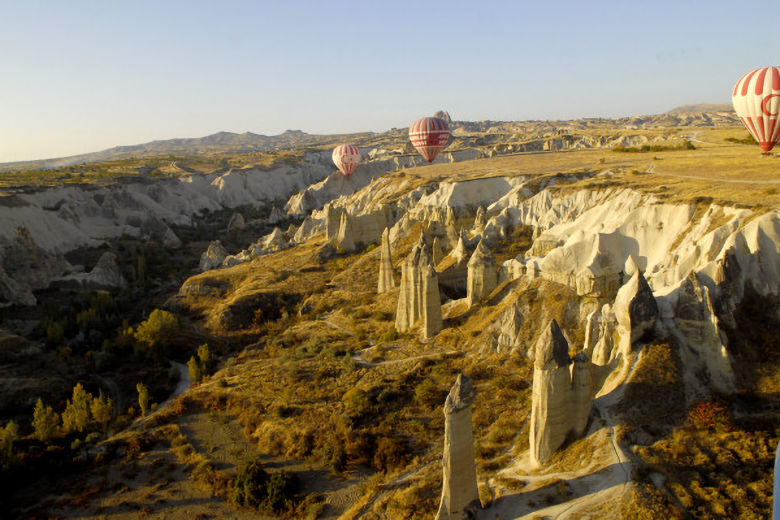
(436, 374), (480, 520)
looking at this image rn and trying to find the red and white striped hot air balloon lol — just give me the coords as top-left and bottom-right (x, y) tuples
(732, 66), (780, 153)
(409, 117), (450, 163)
(332, 144), (361, 178)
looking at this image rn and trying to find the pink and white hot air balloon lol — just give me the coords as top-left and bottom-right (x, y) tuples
(732, 66), (780, 153)
(332, 144), (361, 178)
(409, 117), (450, 163)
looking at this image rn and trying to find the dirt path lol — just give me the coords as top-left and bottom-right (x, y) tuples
(350, 346), (458, 368)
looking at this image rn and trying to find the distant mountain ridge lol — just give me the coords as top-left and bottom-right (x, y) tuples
(0, 105), (738, 172)
(0, 129), (373, 172)
(665, 103), (733, 114)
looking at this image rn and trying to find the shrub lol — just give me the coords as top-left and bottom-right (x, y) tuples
(688, 400), (730, 431)
(231, 458), (299, 512)
(372, 436), (408, 472)
(342, 388), (371, 419)
(414, 379), (444, 408)
(380, 327), (399, 343)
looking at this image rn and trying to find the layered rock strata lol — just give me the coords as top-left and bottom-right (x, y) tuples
(435, 374), (480, 520)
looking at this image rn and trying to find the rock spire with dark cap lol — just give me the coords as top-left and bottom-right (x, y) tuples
(436, 374), (480, 520)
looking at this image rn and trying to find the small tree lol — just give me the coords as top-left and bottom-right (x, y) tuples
(90, 391), (113, 432)
(62, 383), (93, 434)
(188, 355), (202, 383)
(134, 309), (179, 358)
(137, 382), (150, 417)
(0, 421), (19, 468)
(32, 398), (60, 442)
(197, 343), (210, 373)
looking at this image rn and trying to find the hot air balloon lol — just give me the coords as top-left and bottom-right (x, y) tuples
(732, 66), (780, 153)
(332, 144), (361, 178)
(409, 117), (450, 163)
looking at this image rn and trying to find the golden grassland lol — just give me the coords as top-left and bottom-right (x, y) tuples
(393, 126), (780, 209)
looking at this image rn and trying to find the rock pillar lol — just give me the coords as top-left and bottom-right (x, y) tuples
(436, 374), (480, 520)
(466, 239), (497, 306)
(377, 227), (396, 294)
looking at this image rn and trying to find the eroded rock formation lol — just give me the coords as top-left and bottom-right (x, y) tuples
(268, 205), (285, 224)
(436, 374), (480, 520)
(395, 235), (442, 338)
(58, 252), (127, 290)
(226, 212), (245, 233)
(530, 319), (593, 467)
(467, 239), (497, 306)
(613, 270), (659, 349)
(199, 240), (228, 272)
(378, 228), (395, 294)
(0, 227), (72, 305)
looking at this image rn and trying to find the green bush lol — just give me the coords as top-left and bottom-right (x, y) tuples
(414, 379), (444, 408)
(231, 458), (299, 512)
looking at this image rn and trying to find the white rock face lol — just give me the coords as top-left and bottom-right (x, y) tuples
(226, 212), (246, 233)
(58, 251), (127, 290)
(674, 274), (734, 392)
(335, 212), (356, 252)
(262, 227), (288, 252)
(492, 300), (525, 354)
(436, 374), (480, 520)
(466, 240), (498, 306)
(0, 227), (72, 306)
(530, 319), (593, 467)
(472, 206), (487, 235)
(377, 228), (396, 294)
(423, 264), (443, 340)
(199, 240), (228, 272)
(613, 270), (659, 351)
(268, 205), (285, 224)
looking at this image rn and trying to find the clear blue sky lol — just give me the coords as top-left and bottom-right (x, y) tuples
(0, 0), (777, 162)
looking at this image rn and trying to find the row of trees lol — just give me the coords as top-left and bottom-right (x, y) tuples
(31, 383), (113, 442)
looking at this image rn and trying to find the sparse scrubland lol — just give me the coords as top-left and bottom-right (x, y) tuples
(0, 118), (778, 519)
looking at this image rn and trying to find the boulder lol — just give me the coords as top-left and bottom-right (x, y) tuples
(199, 240), (229, 272)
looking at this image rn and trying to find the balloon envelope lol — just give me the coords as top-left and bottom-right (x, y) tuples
(732, 66), (780, 152)
(332, 144), (361, 178)
(409, 117), (450, 163)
